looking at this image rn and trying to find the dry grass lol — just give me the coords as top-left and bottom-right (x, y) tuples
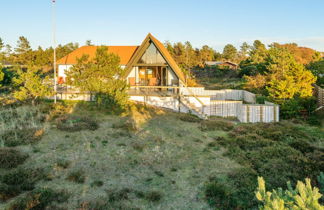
(1, 102), (322, 209)
(0, 102), (240, 209)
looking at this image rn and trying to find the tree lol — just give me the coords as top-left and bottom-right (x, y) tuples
(307, 59), (324, 87)
(66, 46), (128, 110)
(265, 47), (316, 100)
(13, 66), (52, 104)
(222, 44), (237, 61)
(15, 36), (32, 65)
(0, 65), (4, 87)
(274, 43), (321, 65)
(86, 40), (93, 46)
(256, 177), (323, 210)
(244, 46), (316, 101)
(200, 45), (215, 63)
(0, 38), (4, 63)
(56, 42), (79, 60)
(249, 40), (267, 64)
(239, 42), (250, 59)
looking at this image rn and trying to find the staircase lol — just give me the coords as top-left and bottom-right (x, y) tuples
(180, 86), (208, 119)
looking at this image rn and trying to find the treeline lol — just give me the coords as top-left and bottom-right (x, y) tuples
(165, 40), (322, 70)
(0, 36), (79, 71)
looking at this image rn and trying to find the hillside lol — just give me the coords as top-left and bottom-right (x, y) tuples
(0, 102), (323, 209)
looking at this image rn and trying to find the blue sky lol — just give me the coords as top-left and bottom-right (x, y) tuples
(0, 0), (323, 52)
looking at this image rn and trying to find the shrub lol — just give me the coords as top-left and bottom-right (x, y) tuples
(179, 114), (202, 123)
(0, 148), (28, 169)
(56, 159), (71, 169)
(67, 169), (86, 183)
(91, 180), (104, 187)
(280, 97), (317, 120)
(106, 188), (131, 202)
(1, 128), (44, 147)
(205, 180), (234, 209)
(205, 167), (258, 209)
(8, 188), (69, 210)
(144, 191), (162, 202)
(200, 119), (234, 131)
(256, 177), (323, 209)
(57, 116), (98, 132)
(131, 142), (145, 152)
(0, 167), (46, 201)
(211, 121), (323, 208)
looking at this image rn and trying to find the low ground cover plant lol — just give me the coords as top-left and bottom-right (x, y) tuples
(0, 148), (28, 169)
(56, 116), (98, 132)
(205, 121), (324, 209)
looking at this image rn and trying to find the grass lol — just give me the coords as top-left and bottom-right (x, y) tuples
(0, 101), (322, 209)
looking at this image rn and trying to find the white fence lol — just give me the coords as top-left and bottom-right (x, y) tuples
(205, 100), (242, 117)
(238, 104), (279, 123)
(179, 87), (256, 103)
(204, 101), (279, 123)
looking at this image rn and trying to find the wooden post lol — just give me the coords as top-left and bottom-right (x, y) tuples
(273, 106), (277, 122)
(260, 106), (263, 122)
(246, 105), (250, 123)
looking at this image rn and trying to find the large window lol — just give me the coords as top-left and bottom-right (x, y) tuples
(138, 42), (167, 64)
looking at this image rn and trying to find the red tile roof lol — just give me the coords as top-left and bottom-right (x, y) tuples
(57, 46), (139, 65)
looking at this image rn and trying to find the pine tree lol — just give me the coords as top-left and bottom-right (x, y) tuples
(0, 38), (4, 63)
(244, 46), (316, 100)
(222, 44), (237, 61)
(0, 38), (4, 52)
(86, 40), (93, 46)
(239, 42), (251, 60)
(66, 46), (128, 110)
(13, 66), (52, 104)
(15, 36), (32, 65)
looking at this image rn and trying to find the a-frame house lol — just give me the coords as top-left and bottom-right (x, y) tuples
(123, 33), (186, 87)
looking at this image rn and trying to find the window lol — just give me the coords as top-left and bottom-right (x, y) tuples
(138, 42), (167, 64)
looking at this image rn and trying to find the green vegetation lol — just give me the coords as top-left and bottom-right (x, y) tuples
(66, 46), (128, 111)
(0, 102), (322, 209)
(13, 66), (52, 104)
(256, 177), (322, 209)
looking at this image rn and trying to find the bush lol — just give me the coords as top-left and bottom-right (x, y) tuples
(0, 148), (28, 169)
(209, 122), (324, 208)
(57, 116), (98, 132)
(67, 169), (86, 183)
(144, 191), (162, 202)
(106, 188), (132, 202)
(8, 188), (69, 210)
(256, 177), (323, 209)
(205, 179), (234, 209)
(200, 119), (234, 131)
(179, 114), (202, 123)
(0, 128), (44, 147)
(205, 168), (258, 209)
(280, 97), (317, 120)
(91, 180), (104, 187)
(56, 159), (71, 169)
(0, 167), (46, 201)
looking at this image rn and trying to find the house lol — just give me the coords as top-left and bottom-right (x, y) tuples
(57, 33), (186, 87)
(204, 61), (238, 69)
(56, 34), (279, 123)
